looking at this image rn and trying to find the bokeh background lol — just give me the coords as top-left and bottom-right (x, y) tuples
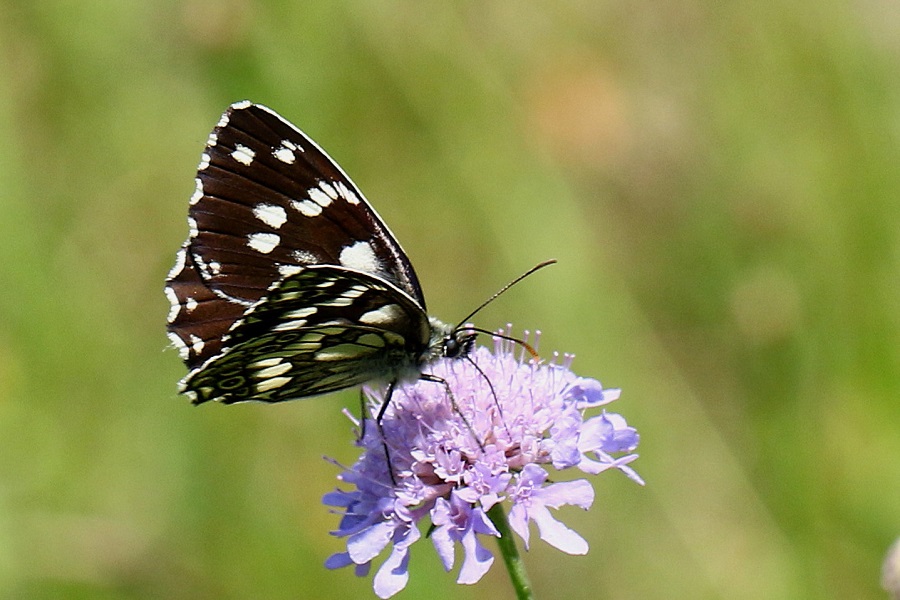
(2, 2), (898, 599)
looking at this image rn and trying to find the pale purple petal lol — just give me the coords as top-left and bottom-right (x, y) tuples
(530, 503), (589, 555)
(548, 408), (583, 468)
(537, 480), (594, 510)
(348, 521), (395, 564)
(507, 502), (532, 549)
(458, 520), (494, 584)
(565, 378), (616, 408)
(430, 498), (456, 571)
(580, 412), (640, 454)
(373, 546), (411, 599)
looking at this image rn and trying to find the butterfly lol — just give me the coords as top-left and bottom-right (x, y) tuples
(164, 101), (481, 406)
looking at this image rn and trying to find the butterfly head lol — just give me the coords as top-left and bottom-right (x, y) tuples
(427, 317), (477, 362)
(443, 326), (477, 359)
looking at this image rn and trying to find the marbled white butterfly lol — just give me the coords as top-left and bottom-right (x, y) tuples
(166, 101), (511, 406)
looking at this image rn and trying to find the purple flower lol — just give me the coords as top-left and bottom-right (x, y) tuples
(323, 330), (642, 598)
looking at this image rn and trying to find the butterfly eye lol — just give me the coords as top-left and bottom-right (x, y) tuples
(443, 331), (476, 359)
(442, 336), (462, 358)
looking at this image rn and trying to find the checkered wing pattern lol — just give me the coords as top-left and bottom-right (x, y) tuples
(165, 101), (445, 404)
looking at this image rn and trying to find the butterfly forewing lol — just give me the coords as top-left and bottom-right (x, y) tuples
(167, 247), (247, 369)
(165, 101), (447, 403)
(191, 102), (424, 304)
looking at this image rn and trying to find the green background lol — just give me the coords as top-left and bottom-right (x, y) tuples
(2, 2), (898, 599)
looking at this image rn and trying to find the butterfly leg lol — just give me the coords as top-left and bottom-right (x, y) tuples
(463, 354), (511, 438)
(374, 380), (399, 484)
(418, 373), (485, 452)
(358, 388), (369, 441)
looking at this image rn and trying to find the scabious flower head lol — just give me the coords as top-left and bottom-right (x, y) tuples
(323, 329), (642, 599)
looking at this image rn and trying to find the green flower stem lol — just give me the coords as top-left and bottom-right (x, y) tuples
(487, 503), (534, 600)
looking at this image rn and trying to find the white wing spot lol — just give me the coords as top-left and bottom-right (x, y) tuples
(308, 187), (333, 208)
(273, 145), (295, 164)
(252, 203), (288, 229)
(319, 181), (338, 200)
(167, 331), (190, 359)
(359, 304), (403, 326)
(339, 241), (380, 273)
(272, 319), (307, 332)
(189, 178), (203, 205)
(247, 232), (280, 254)
(185, 297), (198, 312)
(291, 199), (323, 217)
(278, 264), (304, 277)
(256, 376), (292, 393)
(250, 357), (283, 369)
(336, 181), (361, 205)
(198, 152), (210, 170)
(254, 362), (293, 379)
(208, 261), (222, 275)
(230, 100), (252, 111)
(206, 132), (218, 147)
(291, 250), (319, 264)
(231, 144), (256, 165)
(164, 287), (181, 323)
(167, 247), (187, 279)
(189, 334), (205, 355)
(187, 217), (199, 238)
(342, 287), (367, 299)
(195, 256), (214, 279)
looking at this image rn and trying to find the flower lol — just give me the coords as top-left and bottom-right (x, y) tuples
(323, 330), (642, 598)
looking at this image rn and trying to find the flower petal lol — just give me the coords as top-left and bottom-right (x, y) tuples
(507, 502), (531, 549)
(373, 545), (411, 599)
(325, 552), (354, 570)
(566, 378), (619, 408)
(348, 521), (395, 564)
(430, 498), (456, 571)
(531, 504), (589, 555)
(457, 524), (494, 584)
(538, 480), (594, 510)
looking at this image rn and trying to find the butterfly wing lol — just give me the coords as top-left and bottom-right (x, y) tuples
(166, 101), (428, 374)
(181, 266), (431, 404)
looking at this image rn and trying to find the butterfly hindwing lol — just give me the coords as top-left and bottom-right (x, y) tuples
(180, 266), (431, 404)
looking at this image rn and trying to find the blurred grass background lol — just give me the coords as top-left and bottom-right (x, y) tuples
(1, 1), (898, 598)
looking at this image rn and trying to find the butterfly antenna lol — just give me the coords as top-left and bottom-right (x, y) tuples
(456, 259), (557, 327)
(459, 326), (540, 359)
